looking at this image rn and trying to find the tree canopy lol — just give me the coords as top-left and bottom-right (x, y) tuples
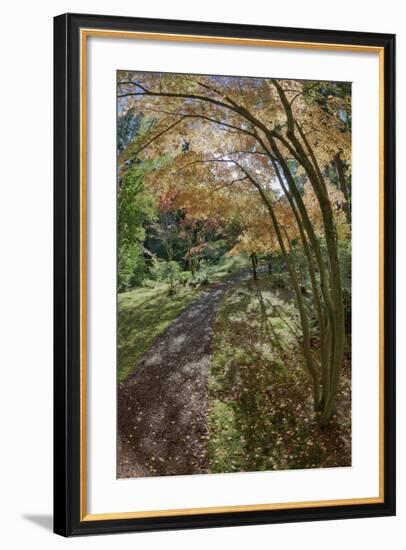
(117, 72), (352, 426)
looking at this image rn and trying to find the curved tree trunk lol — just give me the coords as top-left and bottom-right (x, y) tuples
(270, 159), (329, 409)
(271, 80), (345, 424)
(240, 166), (321, 411)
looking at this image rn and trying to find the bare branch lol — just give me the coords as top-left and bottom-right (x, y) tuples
(127, 116), (187, 156)
(289, 82), (320, 106)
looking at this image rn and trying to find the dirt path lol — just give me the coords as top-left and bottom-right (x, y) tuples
(117, 272), (248, 478)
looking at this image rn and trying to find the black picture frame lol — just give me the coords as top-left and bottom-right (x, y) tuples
(54, 12), (396, 537)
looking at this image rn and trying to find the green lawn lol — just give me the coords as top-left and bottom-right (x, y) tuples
(118, 283), (199, 382)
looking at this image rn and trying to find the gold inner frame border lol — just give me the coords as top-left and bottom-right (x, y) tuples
(79, 27), (385, 522)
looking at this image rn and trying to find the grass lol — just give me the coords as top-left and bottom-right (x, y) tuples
(206, 254), (249, 283)
(118, 283), (200, 382)
(208, 275), (351, 473)
(117, 254), (249, 382)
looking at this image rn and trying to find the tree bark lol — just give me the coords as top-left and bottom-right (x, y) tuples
(239, 165), (321, 411)
(334, 152), (351, 224)
(271, 80), (345, 423)
(270, 159), (329, 409)
(250, 253), (258, 280)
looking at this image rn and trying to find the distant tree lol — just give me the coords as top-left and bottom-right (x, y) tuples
(117, 161), (157, 291)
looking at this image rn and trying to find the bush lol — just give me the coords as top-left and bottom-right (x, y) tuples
(140, 279), (156, 288)
(190, 269), (210, 287)
(271, 273), (289, 288)
(118, 242), (146, 292)
(150, 259), (181, 293)
(179, 271), (192, 285)
(202, 239), (228, 264)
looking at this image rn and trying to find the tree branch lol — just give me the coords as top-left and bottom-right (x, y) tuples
(126, 116), (187, 157)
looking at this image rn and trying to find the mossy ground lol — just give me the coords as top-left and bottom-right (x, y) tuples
(118, 264), (351, 473)
(208, 275), (351, 473)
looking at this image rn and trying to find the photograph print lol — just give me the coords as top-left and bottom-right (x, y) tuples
(116, 71), (352, 479)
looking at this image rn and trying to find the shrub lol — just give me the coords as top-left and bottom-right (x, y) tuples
(118, 242), (146, 292)
(271, 273), (289, 288)
(140, 279), (156, 288)
(150, 259), (181, 294)
(179, 271), (192, 285)
(191, 269), (210, 287)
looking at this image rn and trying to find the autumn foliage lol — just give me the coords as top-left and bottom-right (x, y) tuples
(118, 72), (351, 426)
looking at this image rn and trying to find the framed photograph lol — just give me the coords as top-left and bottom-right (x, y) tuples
(54, 13), (396, 536)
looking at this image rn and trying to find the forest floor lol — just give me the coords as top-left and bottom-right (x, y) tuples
(117, 270), (249, 477)
(208, 277), (351, 473)
(117, 255), (247, 382)
(117, 272), (351, 478)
